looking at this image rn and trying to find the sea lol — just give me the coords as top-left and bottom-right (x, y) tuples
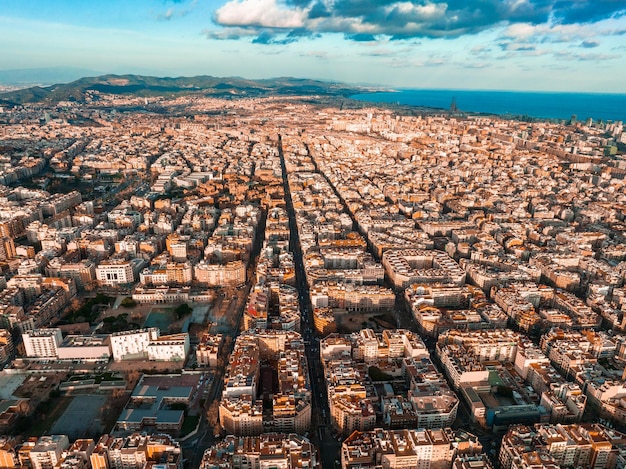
(351, 89), (626, 123)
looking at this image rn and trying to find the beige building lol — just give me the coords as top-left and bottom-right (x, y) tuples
(194, 260), (246, 287)
(341, 428), (481, 469)
(383, 249), (466, 289)
(313, 307), (337, 336)
(196, 333), (223, 367)
(201, 433), (319, 469)
(219, 331), (311, 436)
(330, 393), (376, 435)
(219, 395), (264, 436)
(499, 423), (625, 469)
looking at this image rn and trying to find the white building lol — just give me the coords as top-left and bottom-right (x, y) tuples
(139, 267), (168, 286)
(22, 328), (63, 358)
(56, 335), (111, 361)
(29, 435), (70, 469)
(110, 328), (159, 361)
(514, 343), (551, 379)
(96, 260), (135, 285)
(131, 286), (190, 304)
(147, 333), (190, 362)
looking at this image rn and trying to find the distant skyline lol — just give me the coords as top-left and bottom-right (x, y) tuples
(1, 0), (626, 92)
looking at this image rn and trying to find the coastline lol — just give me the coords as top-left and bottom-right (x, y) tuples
(350, 89), (626, 123)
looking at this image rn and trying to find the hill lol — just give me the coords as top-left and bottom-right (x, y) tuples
(0, 74), (363, 106)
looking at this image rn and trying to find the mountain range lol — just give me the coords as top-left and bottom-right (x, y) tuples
(0, 74), (363, 106)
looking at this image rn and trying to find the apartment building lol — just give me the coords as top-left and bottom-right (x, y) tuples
(500, 423), (626, 469)
(22, 328), (63, 358)
(110, 328), (159, 361)
(91, 432), (183, 469)
(219, 331), (310, 436)
(341, 428), (482, 469)
(29, 435), (70, 469)
(383, 249), (466, 289)
(196, 333), (223, 367)
(96, 260), (135, 286)
(201, 433), (319, 469)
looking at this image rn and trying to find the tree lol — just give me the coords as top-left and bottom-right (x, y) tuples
(120, 297), (137, 308)
(206, 400), (221, 436)
(174, 303), (192, 320)
(125, 370), (141, 388)
(69, 298), (82, 311)
(368, 366), (394, 382)
(94, 293), (114, 305)
(496, 385), (514, 398)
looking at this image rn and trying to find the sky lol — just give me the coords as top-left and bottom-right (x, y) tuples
(1, 0), (626, 92)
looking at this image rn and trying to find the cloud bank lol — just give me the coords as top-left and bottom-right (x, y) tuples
(208, 0), (626, 43)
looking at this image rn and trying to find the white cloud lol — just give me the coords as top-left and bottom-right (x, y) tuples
(502, 22), (540, 39)
(555, 51), (620, 61)
(299, 50), (328, 58)
(384, 2), (448, 21)
(502, 18), (626, 44)
(214, 0), (307, 29)
(203, 26), (261, 40)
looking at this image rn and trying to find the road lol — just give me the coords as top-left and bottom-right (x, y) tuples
(279, 135), (503, 467)
(181, 212), (265, 469)
(182, 288), (253, 468)
(278, 135), (341, 468)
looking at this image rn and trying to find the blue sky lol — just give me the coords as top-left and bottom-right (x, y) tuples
(1, 0), (626, 91)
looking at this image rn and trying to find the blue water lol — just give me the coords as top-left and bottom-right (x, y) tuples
(351, 89), (626, 123)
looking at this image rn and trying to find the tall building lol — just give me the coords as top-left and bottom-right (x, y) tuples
(194, 260), (246, 287)
(91, 433), (183, 469)
(46, 259), (96, 290)
(499, 423), (626, 469)
(165, 262), (193, 285)
(196, 333), (223, 367)
(22, 328), (63, 358)
(166, 234), (188, 261)
(382, 249), (466, 289)
(0, 237), (16, 261)
(96, 260), (136, 286)
(110, 328), (159, 361)
(29, 435), (70, 469)
(450, 97), (458, 113)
